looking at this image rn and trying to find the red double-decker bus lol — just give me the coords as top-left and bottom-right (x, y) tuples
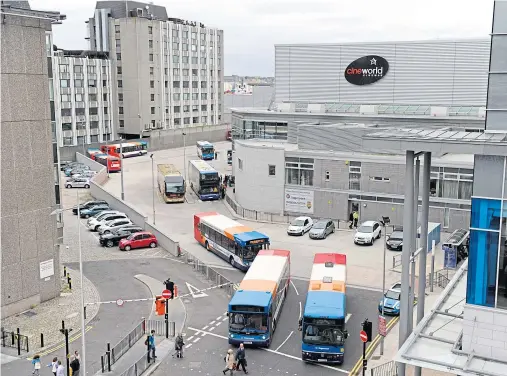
(96, 154), (121, 172)
(100, 141), (148, 158)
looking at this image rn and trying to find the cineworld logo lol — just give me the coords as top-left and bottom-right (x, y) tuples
(344, 55), (389, 85)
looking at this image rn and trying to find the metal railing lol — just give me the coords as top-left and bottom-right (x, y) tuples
(370, 360), (398, 376)
(145, 320), (175, 337)
(426, 269), (452, 289)
(119, 352), (151, 376)
(101, 320), (146, 372)
(1, 328), (29, 353)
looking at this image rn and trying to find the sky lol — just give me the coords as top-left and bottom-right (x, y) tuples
(32, 0), (495, 76)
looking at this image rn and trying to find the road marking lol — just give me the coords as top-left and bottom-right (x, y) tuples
(345, 313), (352, 323)
(209, 320), (216, 325)
(209, 326), (215, 332)
(222, 317), (228, 322)
(275, 330), (294, 352)
(299, 302), (302, 320)
(186, 282), (209, 298)
(216, 315), (223, 321)
(290, 280), (299, 296)
(193, 337), (201, 343)
(185, 343), (193, 349)
(202, 325), (209, 330)
(151, 251), (161, 257)
(187, 335), (195, 342)
(187, 327), (350, 374)
(161, 255), (185, 264)
(27, 326), (93, 359)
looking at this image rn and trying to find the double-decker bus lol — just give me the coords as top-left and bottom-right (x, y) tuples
(100, 141), (148, 158)
(96, 154), (121, 172)
(194, 212), (270, 270)
(196, 141), (215, 160)
(228, 249), (290, 347)
(157, 164), (185, 203)
(188, 160), (220, 201)
(300, 253), (349, 364)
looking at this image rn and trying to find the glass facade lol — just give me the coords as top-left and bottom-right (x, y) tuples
(231, 116), (288, 140)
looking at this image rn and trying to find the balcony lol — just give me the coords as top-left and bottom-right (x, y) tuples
(61, 102), (72, 109)
(88, 101), (98, 108)
(75, 101), (86, 108)
(172, 88), (181, 93)
(76, 115), (86, 122)
(77, 129), (87, 136)
(62, 130), (73, 138)
(75, 88), (85, 94)
(88, 73), (97, 80)
(90, 128), (99, 135)
(89, 115), (99, 121)
(103, 114), (110, 120)
(60, 72), (70, 79)
(182, 76), (189, 81)
(61, 116), (72, 123)
(60, 87), (71, 95)
(74, 73), (84, 79)
(88, 87), (97, 94)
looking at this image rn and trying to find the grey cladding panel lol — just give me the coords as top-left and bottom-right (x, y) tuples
(493, 1), (507, 34)
(489, 37), (507, 71)
(275, 46), (291, 101)
(473, 155), (505, 198)
(487, 74), (507, 109)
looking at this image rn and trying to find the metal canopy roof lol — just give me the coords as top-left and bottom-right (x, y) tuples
(367, 129), (507, 143)
(396, 260), (507, 376)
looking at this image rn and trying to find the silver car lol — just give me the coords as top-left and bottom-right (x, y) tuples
(309, 219), (335, 239)
(65, 178), (90, 189)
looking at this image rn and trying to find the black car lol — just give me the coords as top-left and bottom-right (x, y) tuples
(72, 200), (108, 215)
(99, 226), (144, 247)
(386, 230), (404, 251)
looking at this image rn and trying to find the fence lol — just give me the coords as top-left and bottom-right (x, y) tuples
(145, 320), (175, 337)
(1, 328), (29, 353)
(100, 320), (145, 372)
(370, 360), (398, 376)
(119, 351), (151, 376)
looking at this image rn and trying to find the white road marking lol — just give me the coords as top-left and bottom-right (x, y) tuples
(186, 282), (209, 298)
(202, 325), (209, 330)
(162, 255), (185, 264)
(151, 251), (161, 257)
(185, 343), (192, 348)
(275, 331), (294, 352)
(209, 321), (216, 326)
(216, 315), (223, 321)
(345, 313), (352, 323)
(290, 280), (299, 296)
(209, 326), (215, 332)
(187, 327), (349, 374)
(222, 317), (228, 322)
(299, 302), (302, 320)
(193, 337), (201, 343)
(137, 249), (151, 257)
(187, 335), (195, 342)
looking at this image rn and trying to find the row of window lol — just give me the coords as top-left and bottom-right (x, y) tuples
(172, 81), (215, 88)
(59, 64), (106, 74)
(164, 68), (221, 77)
(60, 93), (109, 103)
(62, 133), (111, 146)
(61, 108), (109, 117)
(62, 121), (105, 131)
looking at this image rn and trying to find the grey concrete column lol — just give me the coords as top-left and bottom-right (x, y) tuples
(414, 152), (431, 376)
(408, 158), (420, 333)
(398, 150), (415, 376)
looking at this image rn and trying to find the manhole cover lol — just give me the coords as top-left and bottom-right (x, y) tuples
(23, 310), (37, 318)
(189, 362), (201, 368)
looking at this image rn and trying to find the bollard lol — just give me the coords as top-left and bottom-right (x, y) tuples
(84, 306), (87, 319)
(174, 285), (178, 298)
(68, 276), (72, 290)
(11, 331), (14, 346)
(101, 355), (105, 373)
(63, 266), (67, 277)
(142, 317), (146, 333)
(107, 343), (111, 372)
(40, 333), (44, 348)
(16, 328), (21, 356)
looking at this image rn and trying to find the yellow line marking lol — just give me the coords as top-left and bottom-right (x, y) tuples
(26, 326), (93, 360)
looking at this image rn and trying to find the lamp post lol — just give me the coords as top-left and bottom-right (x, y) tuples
(120, 139), (125, 200)
(182, 132), (187, 182)
(379, 224), (391, 356)
(150, 154), (156, 225)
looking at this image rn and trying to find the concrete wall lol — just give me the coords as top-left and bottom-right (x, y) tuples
(1, 14), (61, 318)
(76, 152), (105, 172)
(144, 223), (178, 256)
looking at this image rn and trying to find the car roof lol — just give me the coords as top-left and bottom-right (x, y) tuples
(315, 218), (331, 223)
(131, 231), (153, 236)
(294, 216), (311, 220)
(361, 220), (378, 226)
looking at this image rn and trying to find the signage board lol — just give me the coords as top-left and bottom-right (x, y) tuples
(443, 245), (457, 269)
(284, 188), (314, 214)
(39, 259), (54, 279)
(344, 55), (389, 85)
(378, 315), (387, 337)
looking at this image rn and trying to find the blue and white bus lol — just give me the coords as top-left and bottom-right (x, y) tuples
(196, 141), (215, 160)
(188, 160), (220, 200)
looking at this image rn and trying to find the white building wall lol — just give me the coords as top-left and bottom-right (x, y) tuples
(234, 141), (285, 213)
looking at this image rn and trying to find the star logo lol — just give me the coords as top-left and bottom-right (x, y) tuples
(370, 58), (377, 65)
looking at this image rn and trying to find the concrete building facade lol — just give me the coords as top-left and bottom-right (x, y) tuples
(1, 2), (65, 318)
(86, 1), (224, 137)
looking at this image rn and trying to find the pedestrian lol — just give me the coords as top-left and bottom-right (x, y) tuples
(353, 211), (359, 228)
(48, 357), (58, 376)
(148, 330), (156, 360)
(70, 355), (80, 376)
(215, 151), (219, 160)
(145, 334), (152, 362)
(221, 184), (226, 200)
(74, 351), (80, 362)
(174, 333), (184, 358)
(31, 354), (41, 375)
(235, 343), (248, 374)
(222, 349), (235, 375)
(224, 175), (229, 186)
(56, 360), (65, 376)
(348, 212), (353, 229)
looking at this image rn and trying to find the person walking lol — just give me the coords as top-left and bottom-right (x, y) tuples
(174, 333), (185, 358)
(48, 357), (58, 376)
(148, 330), (156, 361)
(348, 212), (354, 229)
(221, 184), (226, 200)
(222, 349), (235, 375)
(31, 354), (41, 375)
(74, 351), (80, 362)
(235, 343), (248, 374)
(55, 361), (65, 376)
(352, 211), (359, 229)
(70, 355), (80, 376)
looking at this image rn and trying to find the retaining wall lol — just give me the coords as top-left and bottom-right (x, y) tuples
(144, 223), (178, 256)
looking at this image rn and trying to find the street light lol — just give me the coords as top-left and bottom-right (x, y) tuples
(182, 132), (187, 182)
(120, 139), (125, 201)
(150, 154), (156, 225)
(50, 189), (86, 376)
(379, 223), (393, 356)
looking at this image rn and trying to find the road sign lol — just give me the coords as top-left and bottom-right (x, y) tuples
(360, 330), (368, 343)
(443, 245), (457, 269)
(116, 298), (124, 307)
(378, 315), (387, 337)
(162, 289), (172, 299)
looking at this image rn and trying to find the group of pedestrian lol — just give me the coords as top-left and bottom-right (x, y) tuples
(223, 343), (248, 375)
(31, 350), (80, 376)
(349, 210), (359, 229)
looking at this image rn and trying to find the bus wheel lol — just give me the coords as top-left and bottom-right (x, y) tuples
(229, 257), (235, 267)
(205, 241), (211, 251)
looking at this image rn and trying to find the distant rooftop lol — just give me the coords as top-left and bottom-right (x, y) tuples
(55, 48), (109, 60)
(1, 0), (66, 22)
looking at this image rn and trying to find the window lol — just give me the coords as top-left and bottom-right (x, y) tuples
(183, 81), (189, 88)
(151, 107), (155, 114)
(183, 105), (190, 113)
(118, 93), (123, 101)
(201, 93), (207, 100)
(149, 39), (153, 48)
(285, 157), (314, 186)
(192, 81), (198, 88)
(200, 57), (206, 64)
(182, 56), (188, 63)
(88, 79), (96, 87)
(87, 65), (96, 74)
(193, 117), (199, 124)
(60, 94), (70, 102)
(103, 107), (108, 115)
(183, 93), (190, 100)
(61, 108), (71, 117)
(192, 93), (198, 100)
(325, 171), (330, 181)
(202, 116), (207, 123)
(150, 67), (154, 76)
(172, 42), (179, 50)
(174, 106), (180, 113)
(191, 32), (197, 39)
(62, 123), (72, 131)
(115, 39), (121, 47)
(238, 158), (243, 170)
(269, 165), (276, 176)
(148, 26), (153, 34)
(59, 64), (69, 72)
(75, 94), (83, 102)
(118, 80), (123, 88)
(192, 69), (198, 76)
(115, 25), (120, 33)
(211, 104), (214, 111)
(191, 57), (198, 64)
(192, 105), (198, 112)
(174, 118), (181, 125)
(150, 80), (154, 88)
(63, 137), (73, 146)
(182, 43), (188, 51)
(89, 107), (98, 115)
(182, 69), (189, 76)
(369, 176), (390, 182)
(430, 167), (473, 200)
(119, 107), (124, 115)
(183, 31), (188, 38)
(184, 117), (190, 124)
(173, 93), (180, 100)
(173, 81), (181, 88)
(173, 55), (180, 63)
(74, 79), (83, 88)
(149, 53), (154, 62)
(348, 161), (361, 190)
(201, 81), (207, 88)
(151, 93), (155, 101)
(103, 80), (107, 87)
(103, 93), (107, 101)
(201, 104), (207, 111)
(117, 66), (122, 75)
(117, 53), (121, 61)
(74, 65), (83, 73)
(89, 94), (97, 101)
(173, 68), (179, 75)
(165, 68), (168, 75)
(119, 119), (124, 127)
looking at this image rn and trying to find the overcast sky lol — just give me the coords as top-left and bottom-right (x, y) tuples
(33, 0), (494, 76)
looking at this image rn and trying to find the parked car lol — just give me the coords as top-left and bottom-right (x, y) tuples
(98, 218), (133, 235)
(309, 219), (335, 239)
(73, 171), (97, 179)
(119, 232), (158, 251)
(378, 282), (405, 316)
(99, 226), (144, 248)
(386, 229), (404, 251)
(80, 204), (110, 218)
(65, 177), (91, 189)
(354, 220), (382, 245)
(72, 200), (107, 215)
(287, 216), (313, 236)
(65, 165), (90, 176)
(68, 168), (91, 177)
(61, 161), (81, 171)
(86, 211), (124, 231)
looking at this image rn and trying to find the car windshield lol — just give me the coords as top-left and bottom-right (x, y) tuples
(385, 290), (400, 300)
(200, 186), (219, 194)
(229, 312), (268, 333)
(291, 219), (305, 226)
(166, 183), (184, 194)
(303, 324), (344, 346)
(313, 221), (327, 229)
(242, 244), (262, 261)
(358, 225), (373, 233)
(202, 147), (214, 153)
(390, 232), (403, 240)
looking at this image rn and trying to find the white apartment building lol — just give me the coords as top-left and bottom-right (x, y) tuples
(52, 49), (114, 146)
(87, 1), (224, 136)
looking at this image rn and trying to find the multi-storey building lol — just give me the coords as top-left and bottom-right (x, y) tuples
(86, 1), (224, 137)
(52, 49), (114, 146)
(1, 1), (65, 318)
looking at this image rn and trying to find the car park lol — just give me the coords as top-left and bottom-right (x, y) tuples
(99, 226), (144, 247)
(119, 232), (158, 251)
(61, 161), (81, 171)
(98, 218), (133, 235)
(65, 166), (90, 177)
(86, 211), (124, 231)
(354, 220), (382, 245)
(287, 216), (313, 236)
(72, 200), (107, 215)
(73, 170), (97, 179)
(80, 204), (110, 218)
(68, 168), (91, 177)
(65, 177), (91, 189)
(378, 282), (405, 316)
(308, 219), (335, 239)
(386, 228), (404, 251)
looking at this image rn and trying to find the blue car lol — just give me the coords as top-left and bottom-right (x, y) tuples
(378, 283), (402, 316)
(80, 204), (110, 218)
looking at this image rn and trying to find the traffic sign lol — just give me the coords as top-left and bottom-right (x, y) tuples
(162, 289), (172, 299)
(378, 315), (387, 337)
(116, 298), (124, 307)
(360, 330), (368, 343)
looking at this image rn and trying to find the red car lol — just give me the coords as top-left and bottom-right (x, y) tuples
(119, 232), (158, 251)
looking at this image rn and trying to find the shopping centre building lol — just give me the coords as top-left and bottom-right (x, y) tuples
(229, 36), (498, 231)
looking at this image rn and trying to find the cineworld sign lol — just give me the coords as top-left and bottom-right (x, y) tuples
(344, 55), (389, 85)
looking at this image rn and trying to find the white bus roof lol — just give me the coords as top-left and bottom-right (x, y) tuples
(157, 164), (181, 176)
(201, 214), (244, 233)
(189, 159), (217, 172)
(243, 253), (289, 284)
(196, 140), (213, 146)
(310, 263), (346, 284)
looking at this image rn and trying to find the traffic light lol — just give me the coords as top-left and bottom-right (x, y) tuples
(164, 278), (175, 299)
(362, 319), (373, 342)
(155, 296), (165, 316)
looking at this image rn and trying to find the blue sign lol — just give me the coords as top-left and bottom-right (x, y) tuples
(443, 245), (457, 269)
